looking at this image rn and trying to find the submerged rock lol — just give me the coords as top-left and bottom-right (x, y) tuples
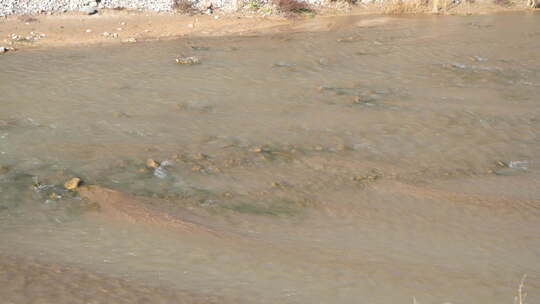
(450, 63), (467, 69)
(318, 85), (355, 96)
(193, 153), (208, 160)
(353, 95), (376, 105)
(0, 165), (10, 174)
(494, 168), (527, 176)
(273, 62), (295, 68)
(175, 56), (201, 65)
(64, 177), (81, 190)
(494, 160), (529, 176)
(249, 146), (271, 153)
(153, 166), (168, 179)
(191, 46), (210, 51)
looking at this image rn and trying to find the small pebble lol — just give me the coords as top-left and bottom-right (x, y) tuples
(49, 192), (60, 199)
(146, 159), (160, 169)
(193, 153), (207, 160)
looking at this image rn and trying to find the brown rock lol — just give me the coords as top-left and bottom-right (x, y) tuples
(64, 178), (81, 190)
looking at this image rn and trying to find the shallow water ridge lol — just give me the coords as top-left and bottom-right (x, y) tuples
(1, 13), (540, 304)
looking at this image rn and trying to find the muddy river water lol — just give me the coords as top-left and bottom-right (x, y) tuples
(1, 12), (539, 304)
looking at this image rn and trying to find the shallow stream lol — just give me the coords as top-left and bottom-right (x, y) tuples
(0, 12), (539, 304)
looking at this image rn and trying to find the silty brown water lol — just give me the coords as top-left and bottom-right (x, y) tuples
(0, 12), (539, 304)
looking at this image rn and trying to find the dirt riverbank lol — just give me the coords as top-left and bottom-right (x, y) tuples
(0, 3), (536, 51)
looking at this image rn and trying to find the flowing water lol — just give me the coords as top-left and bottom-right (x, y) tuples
(1, 12), (539, 304)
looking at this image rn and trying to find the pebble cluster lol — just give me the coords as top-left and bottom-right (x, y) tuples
(1, 31), (45, 53)
(2, 0), (90, 16)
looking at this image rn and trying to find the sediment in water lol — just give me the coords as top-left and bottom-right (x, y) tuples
(77, 185), (224, 236)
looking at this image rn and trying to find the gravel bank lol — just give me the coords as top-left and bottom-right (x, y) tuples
(1, 0), (174, 16)
(1, 0), (324, 16)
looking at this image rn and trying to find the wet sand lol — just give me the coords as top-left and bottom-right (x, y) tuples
(0, 255), (231, 304)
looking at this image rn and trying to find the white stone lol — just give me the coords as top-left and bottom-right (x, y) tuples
(80, 6), (97, 15)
